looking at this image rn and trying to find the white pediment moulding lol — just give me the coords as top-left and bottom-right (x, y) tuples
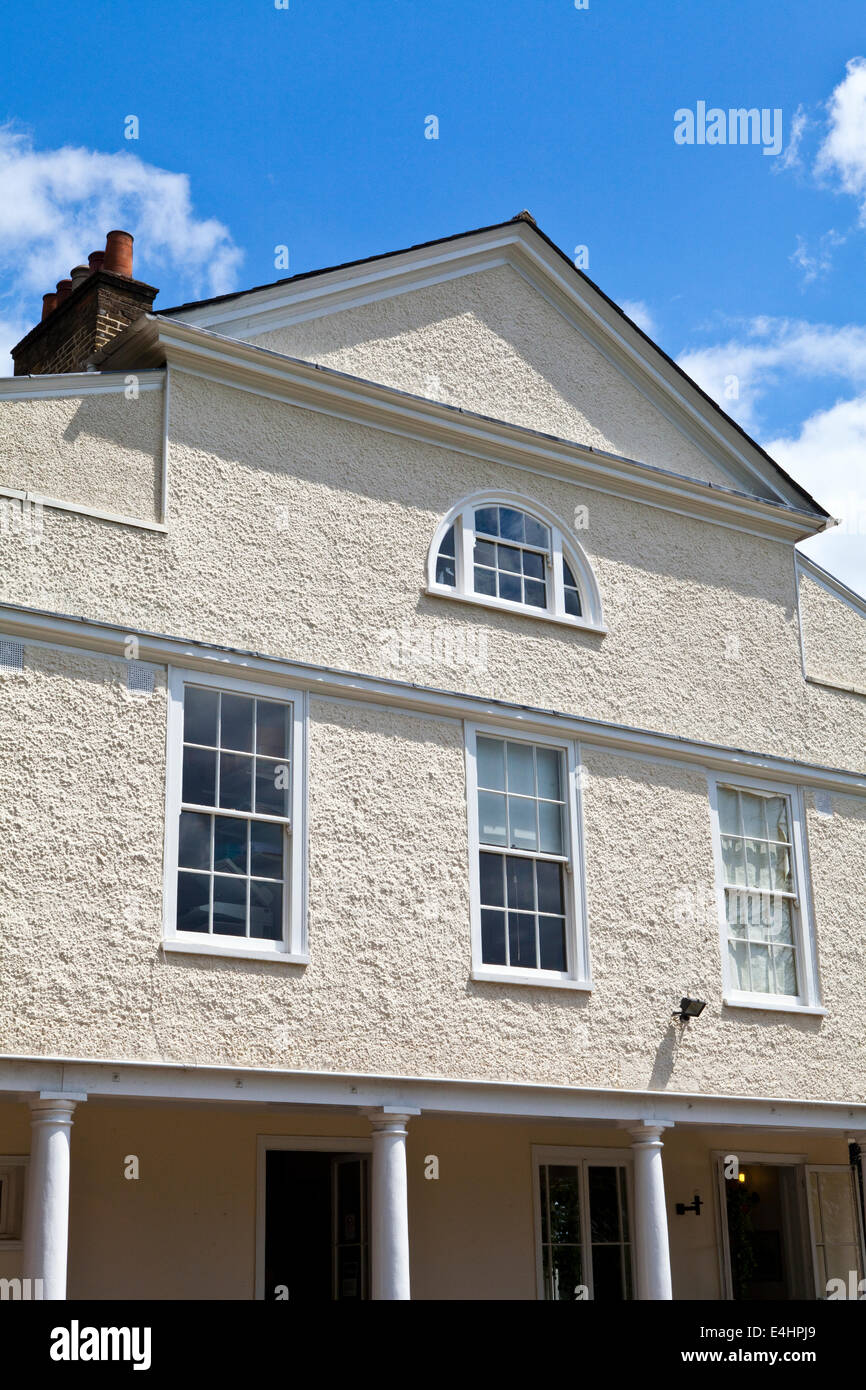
(0, 602), (863, 797)
(158, 219), (824, 513)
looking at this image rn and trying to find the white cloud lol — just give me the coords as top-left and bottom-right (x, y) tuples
(777, 103), (809, 171)
(620, 299), (656, 337)
(677, 317), (866, 431)
(0, 126), (243, 369)
(765, 396), (866, 595)
(790, 229), (845, 285)
(815, 56), (866, 221)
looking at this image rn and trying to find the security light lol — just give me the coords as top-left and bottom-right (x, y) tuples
(673, 997), (706, 1023)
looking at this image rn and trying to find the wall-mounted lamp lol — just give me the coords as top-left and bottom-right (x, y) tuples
(675, 1194), (704, 1216)
(673, 996), (706, 1023)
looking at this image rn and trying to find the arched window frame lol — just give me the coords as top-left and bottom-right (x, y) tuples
(426, 491), (606, 633)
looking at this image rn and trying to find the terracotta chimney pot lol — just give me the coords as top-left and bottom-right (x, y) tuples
(55, 279), (72, 304)
(41, 292), (57, 320)
(69, 265), (90, 290)
(88, 250), (105, 273)
(103, 230), (134, 278)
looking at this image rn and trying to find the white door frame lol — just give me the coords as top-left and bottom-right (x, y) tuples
(254, 1135), (373, 1300)
(804, 1163), (866, 1299)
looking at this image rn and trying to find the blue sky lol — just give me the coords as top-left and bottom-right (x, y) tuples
(1, 0), (865, 589)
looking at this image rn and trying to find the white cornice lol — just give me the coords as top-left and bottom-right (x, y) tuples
(101, 315), (829, 544)
(1, 601), (863, 793)
(161, 221), (823, 514)
(0, 1053), (863, 1131)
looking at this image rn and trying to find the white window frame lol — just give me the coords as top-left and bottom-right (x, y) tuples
(707, 772), (823, 1015)
(465, 723), (591, 990)
(163, 666), (308, 964)
(532, 1145), (634, 1301)
(0, 1157), (28, 1249)
(427, 490), (606, 633)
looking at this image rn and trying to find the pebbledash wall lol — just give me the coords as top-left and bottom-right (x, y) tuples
(0, 291), (864, 1099)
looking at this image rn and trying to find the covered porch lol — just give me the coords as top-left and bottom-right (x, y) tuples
(1, 1059), (864, 1301)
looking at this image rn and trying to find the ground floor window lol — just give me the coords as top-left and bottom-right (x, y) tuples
(533, 1147), (633, 1300)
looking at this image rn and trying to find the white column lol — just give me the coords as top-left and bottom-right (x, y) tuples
(627, 1120), (673, 1300)
(21, 1092), (85, 1300)
(366, 1107), (419, 1300)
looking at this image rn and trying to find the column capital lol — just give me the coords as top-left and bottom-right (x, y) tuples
(623, 1119), (674, 1146)
(364, 1106), (421, 1131)
(28, 1093), (86, 1125)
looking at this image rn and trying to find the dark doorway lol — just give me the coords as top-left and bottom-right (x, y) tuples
(264, 1149), (370, 1301)
(724, 1163), (810, 1300)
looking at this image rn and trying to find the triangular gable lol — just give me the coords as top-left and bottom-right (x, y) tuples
(159, 216), (827, 516)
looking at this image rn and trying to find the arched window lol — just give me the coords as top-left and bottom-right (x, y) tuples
(427, 493), (604, 631)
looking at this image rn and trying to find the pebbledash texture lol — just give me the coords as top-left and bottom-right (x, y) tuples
(0, 216), (864, 1302)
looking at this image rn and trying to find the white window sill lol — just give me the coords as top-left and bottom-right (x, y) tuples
(723, 993), (826, 1017)
(163, 938), (308, 966)
(471, 967), (591, 991)
(426, 585), (607, 635)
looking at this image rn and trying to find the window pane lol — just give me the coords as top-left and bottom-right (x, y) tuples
(499, 507), (525, 542)
(220, 693), (254, 752)
(499, 570), (522, 603)
(255, 759), (290, 817)
(480, 908), (507, 964)
(748, 943), (771, 993)
(506, 741), (535, 795)
(498, 544), (522, 574)
(765, 795), (789, 842)
(772, 945), (798, 995)
(474, 565), (496, 597)
(438, 524), (456, 558)
(766, 895), (794, 944)
(591, 1243), (626, 1301)
(545, 1245), (583, 1301)
(717, 787), (740, 835)
(769, 843), (793, 893)
(475, 506), (499, 537)
(219, 752), (253, 812)
(251, 821), (284, 879)
(524, 516), (549, 549)
(720, 834), (746, 886)
(473, 538), (496, 567)
(177, 871), (210, 933)
(524, 578), (547, 609)
(588, 1167), (621, 1242)
(505, 855), (535, 911)
(728, 938), (751, 990)
(539, 916), (567, 971)
(538, 800), (564, 854)
(741, 791), (766, 839)
(179, 811), (210, 870)
(745, 838), (771, 891)
(507, 796), (538, 852)
(523, 550), (544, 580)
(435, 554), (456, 586)
(212, 875), (247, 936)
(547, 1166), (581, 1243)
(479, 851), (505, 906)
(214, 817), (248, 875)
(564, 587), (582, 617)
(725, 890), (748, 937)
(184, 686), (218, 746)
(250, 880), (283, 941)
(182, 746), (216, 806)
(508, 911), (537, 968)
(478, 791), (507, 846)
(562, 559), (578, 590)
(536, 747), (562, 801)
(256, 700), (289, 757)
(536, 860), (564, 915)
(476, 736), (506, 791)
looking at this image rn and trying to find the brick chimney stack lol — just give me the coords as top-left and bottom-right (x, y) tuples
(11, 231), (158, 376)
